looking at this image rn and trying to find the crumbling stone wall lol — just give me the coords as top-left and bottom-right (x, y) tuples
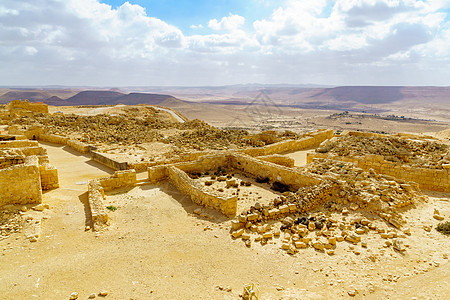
(0, 140), (39, 149)
(0, 140), (59, 190)
(98, 170), (137, 192)
(0, 156), (42, 206)
(39, 163), (59, 190)
(7, 100), (48, 114)
(307, 153), (450, 192)
(86, 170), (137, 230)
(240, 129), (333, 157)
(167, 166), (237, 216)
(230, 154), (322, 190)
(148, 153), (324, 216)
(256, 154), (295, 167)
(87, 179), (109, 230)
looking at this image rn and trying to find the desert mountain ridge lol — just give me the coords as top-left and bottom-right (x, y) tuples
(0, 86), (449, 119)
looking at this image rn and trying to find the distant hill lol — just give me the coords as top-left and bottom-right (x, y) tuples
(64, 91), (125, 105)
(57, 91), (176, 106)
(44, 96), (64, 105)
(0, 91), (52, 104)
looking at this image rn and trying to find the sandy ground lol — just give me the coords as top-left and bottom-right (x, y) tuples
(1, 144), (449, 299)
(162, 102), (450, 135)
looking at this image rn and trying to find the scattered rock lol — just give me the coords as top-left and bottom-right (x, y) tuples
(232, 229), (244, 238)
(69, 292), (79, 300)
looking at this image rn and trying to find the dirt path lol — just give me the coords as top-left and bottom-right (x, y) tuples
(1, 143), (449, 299)
(153, 106), (185, 123)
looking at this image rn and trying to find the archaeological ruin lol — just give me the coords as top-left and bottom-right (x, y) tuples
(1, 99), (448, 299)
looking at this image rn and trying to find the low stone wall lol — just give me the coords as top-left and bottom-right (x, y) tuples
(0, 140), (39, 149)
(8, 125), (43, 140)
(67, 139), (90, 154)
(39, 163), (59, 190)
(147, 153), (230, 183)
(0, 156), (25, 169)
(98, 170), (137, 192)
(257, 154), (295, 167)
(167, 166), (237, 216)
(91, 151), (128, 171)
(173, 154), (230, 174)
(86, 170), (137, 230)
(0, 156), (42, 207)
(307, 153), (450, 193)
(87, 180), (109, 230)
(230, 154), (322, 190)
(148, 153), (323, 216)
(240, 129), (333, 157)
(40, 133), (69, 145)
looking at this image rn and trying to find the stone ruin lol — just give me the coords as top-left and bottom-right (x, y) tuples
(0, 100), (448, 258)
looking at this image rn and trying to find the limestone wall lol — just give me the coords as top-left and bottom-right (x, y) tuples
(230, 154), (322, 190)
(0, 140), (39, 149)
(0, 156), (25, 169)
(173, 154), (230, 174)
(91, 151), (128, 171)
(67, 139), (90, 154)
(307, 153), (450, 193)
(39, 163), (59, 190)
(40, 133), (69, 145)
(87, 180), (109, 230)
(148, 153), (323, 216)
(98, 170), (137, 192)
(0, 156), (42, 207)
(147, 153), (230, 183)
(257, 154), (295, 167)
(240, 129), (333, 157)
(167, 166), (237, 216)
(148, 165), (168, 183)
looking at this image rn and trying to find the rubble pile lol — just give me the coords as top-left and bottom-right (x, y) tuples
(11, 112), (296, 151)
(0, 209), (23, 240)
(230, 159), (425, 254)
(317, 135), (449, 169)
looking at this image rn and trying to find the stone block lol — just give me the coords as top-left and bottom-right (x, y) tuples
(294, 241), (307, 249)
(345, 234), (361, 243)
(279, 205), (290, 214)
(232, 229), (244, 238)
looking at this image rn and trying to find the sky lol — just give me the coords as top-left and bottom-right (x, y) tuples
(0, 0), (449, 87)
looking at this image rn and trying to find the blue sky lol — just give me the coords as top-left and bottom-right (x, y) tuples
(100, 0), (280, 33)
(0, 0), (449, 86)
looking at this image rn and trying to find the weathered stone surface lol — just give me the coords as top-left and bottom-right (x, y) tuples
(393, 239), (406, 252)
(294, 241), (307, 249)
(232, 229), (244, 238)
(345, 234), (361, 243)
(312, 241), (325, 251)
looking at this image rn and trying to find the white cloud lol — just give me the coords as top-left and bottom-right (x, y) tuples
(0, 0), (448, 86)
(190, 24), (204, 29)
(208, 14), (245, 31)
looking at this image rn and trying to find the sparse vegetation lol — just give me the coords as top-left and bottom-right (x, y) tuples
(436, 221), (450, 235)
(106, 205), (117, 211)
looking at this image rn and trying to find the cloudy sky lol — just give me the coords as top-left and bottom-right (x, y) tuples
(1, 0), (449, 86)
